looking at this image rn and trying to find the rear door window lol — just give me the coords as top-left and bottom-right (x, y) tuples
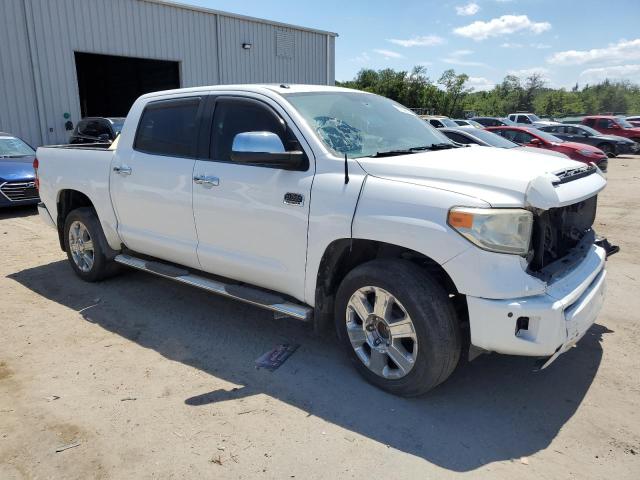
(134, 97), (201, 157)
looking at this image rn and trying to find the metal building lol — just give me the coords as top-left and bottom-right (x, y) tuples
(0, 0), (337, 146)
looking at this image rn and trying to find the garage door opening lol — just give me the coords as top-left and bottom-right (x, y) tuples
(74, 52), (180, 117)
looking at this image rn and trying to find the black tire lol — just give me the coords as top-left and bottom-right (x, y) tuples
(597, 143), (615, 158)
(334, 259), (461, 397)
(63, 207), (120, 282)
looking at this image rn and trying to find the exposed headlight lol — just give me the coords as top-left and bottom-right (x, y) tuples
(448, 207), (533, 256)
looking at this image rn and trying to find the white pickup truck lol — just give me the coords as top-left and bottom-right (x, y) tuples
(36, 84), (610, 396)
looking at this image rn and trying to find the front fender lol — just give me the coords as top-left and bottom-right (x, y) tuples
(351, 176), (486, 266)
(351, 176), (547, 299)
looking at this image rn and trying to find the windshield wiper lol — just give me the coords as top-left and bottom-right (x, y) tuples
(370, 143), (458, 157)
(421, 143), (459, 150)
(371, 149), (419, 158)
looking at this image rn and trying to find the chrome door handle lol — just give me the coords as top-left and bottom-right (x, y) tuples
(193, 175), (219, 187)
(113, 165), (132, 175)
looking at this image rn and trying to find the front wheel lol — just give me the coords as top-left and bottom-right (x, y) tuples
(64, 207), (119, 282)
(597, 143), (615, 158)
(334, 259), (461, 396)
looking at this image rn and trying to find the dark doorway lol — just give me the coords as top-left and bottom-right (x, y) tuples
(74, 52), (180, 117)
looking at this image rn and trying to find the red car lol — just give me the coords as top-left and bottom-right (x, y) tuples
(486, 126), (608, 171)
(582, 116), (640, 143)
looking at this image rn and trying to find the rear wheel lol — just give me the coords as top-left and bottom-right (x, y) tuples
(64, 207), (119, 282)
(334, 259), (461, 396)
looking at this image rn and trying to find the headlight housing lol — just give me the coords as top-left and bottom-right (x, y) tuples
(579, 149), (598, 156)
(448, 207), (533, 256)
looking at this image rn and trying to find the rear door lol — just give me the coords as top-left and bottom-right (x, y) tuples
(192, 94), (314, 300)
(110, 95), (204, 269)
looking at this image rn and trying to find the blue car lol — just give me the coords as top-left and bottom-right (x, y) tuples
(0, 132), (39, 207)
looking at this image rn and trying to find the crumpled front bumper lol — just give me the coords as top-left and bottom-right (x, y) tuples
(466, 243), (607, 362)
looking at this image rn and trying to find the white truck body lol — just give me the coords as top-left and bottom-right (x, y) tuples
(36, 85), (609, 393)
(508, 113), (562, 128)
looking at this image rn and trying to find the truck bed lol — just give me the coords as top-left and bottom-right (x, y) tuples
(36, 144), (121, 250)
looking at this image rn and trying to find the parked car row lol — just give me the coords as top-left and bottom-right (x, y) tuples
(487, 126), (608, 171)
(427, 112), (640, 161)
(539, 124), (639, 157)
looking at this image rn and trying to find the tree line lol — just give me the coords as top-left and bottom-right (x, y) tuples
(336, 66), (640, 119)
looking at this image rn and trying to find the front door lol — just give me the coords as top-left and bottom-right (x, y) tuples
(110, 96), (204, 269)
(192, 95), (314, 301)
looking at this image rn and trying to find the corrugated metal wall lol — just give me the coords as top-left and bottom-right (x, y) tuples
(0, 0), (43, 146)
(0, 0), (336, 146)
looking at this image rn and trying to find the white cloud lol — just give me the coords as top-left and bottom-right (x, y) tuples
(352, 52), (371, 63)
(466, 76), (495, 91)
(387, 35), (445, 47)
(508, 67), (550, 76)
(507, 67), (550, 81)
(501, 42), (523, 48)
(579, 64), (640, 83)
(531, 43), (551, 49)
(456, 2), (480, 16)
(548, 38), (640, 66)
(373, 49), (405, 59)
(443, 49), (487, 67)
(454, 15), (551, 41)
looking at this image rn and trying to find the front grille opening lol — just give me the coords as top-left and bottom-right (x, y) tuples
(0, 182), (39, 202)
(529, 196), (597, 272)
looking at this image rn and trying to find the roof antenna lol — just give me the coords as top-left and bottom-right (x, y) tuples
(344, 153), (350, 184)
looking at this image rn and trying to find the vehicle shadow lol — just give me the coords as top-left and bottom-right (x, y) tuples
(8, 260), (608, 472)
(0, 205), (38, 220)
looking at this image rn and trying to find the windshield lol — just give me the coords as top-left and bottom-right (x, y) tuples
(529, 114), (541, 122)
(579, 125), (600, 136)
(468, 129), (518, 148)
(440, 118), (459, 128)
(283, 91), (453, 158)
(616, 117), (635, 128)
(0, 136), (35, 158)
(531, 129), (563, 143)
(499, 117), (517, 126)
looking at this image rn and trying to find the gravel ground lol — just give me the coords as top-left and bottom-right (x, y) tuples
(1, 155), (639, 479)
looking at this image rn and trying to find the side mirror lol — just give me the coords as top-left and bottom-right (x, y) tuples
(230, 132), (304, 169)
(611, 124), (621, 129)
(529, 138), (542, 146)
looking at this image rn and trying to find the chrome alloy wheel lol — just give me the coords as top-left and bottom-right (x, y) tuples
(68, 220), (95, 273)
(346, 286), (418, 379)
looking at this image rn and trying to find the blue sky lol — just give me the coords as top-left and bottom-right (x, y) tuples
(185, 0), (640, 90)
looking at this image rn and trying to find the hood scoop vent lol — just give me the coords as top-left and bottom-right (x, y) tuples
(552, 164), (597, 186)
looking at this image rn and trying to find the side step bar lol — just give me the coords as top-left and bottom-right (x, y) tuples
(114, 254), (313, 321)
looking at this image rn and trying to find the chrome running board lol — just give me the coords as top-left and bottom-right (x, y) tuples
(114, 254), (312, 321)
